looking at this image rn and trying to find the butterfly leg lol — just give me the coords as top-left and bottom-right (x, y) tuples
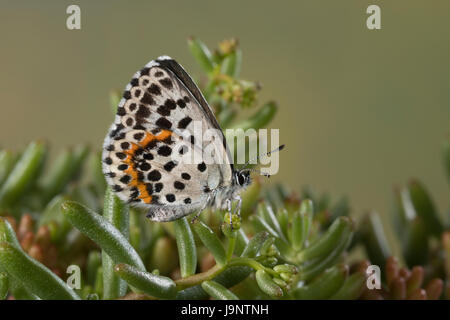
(232, 195), (242, 219)
(190, 194), (212, 224)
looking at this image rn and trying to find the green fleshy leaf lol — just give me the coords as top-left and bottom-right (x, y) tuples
(115, 263), (176, 299)
(298, 217), (352, 262)
(39, 144), (89, 204)
(291, 199), (313, 251)
(173, 217), (197, 278)
(255, 270), (283, 297)
(408, 179), (443, 237)
(294, 264), (348, 300)
(240, 231), (269, 258)
(360, 211), (391, 270)
(201, 280), (239, 300)
(192, 220), (226, 266)
(188, 37), (216, 73)
(220, 49), (242, 78)
(329, 271), (366, 300)
(0, 242), (80, 300)
(0, 150), (17, 187)
(102, 187), (130, 299)
(61, 200), (145, 271)
(0, 141), (46, 208)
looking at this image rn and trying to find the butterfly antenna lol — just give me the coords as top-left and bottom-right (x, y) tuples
(247, 168), (272, 178)
(239, 144), (285, 171)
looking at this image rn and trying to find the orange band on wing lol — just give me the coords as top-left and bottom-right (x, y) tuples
(121, 130), (172, 204)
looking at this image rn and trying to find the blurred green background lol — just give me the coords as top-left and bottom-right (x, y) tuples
(1, 0), (449, 238)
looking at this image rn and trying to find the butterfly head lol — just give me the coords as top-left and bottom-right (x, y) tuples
(235, 169), (252, 188)
(234, 144), (285, 186)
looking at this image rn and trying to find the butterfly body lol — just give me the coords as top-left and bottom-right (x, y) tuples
(102, 56), (250, 222)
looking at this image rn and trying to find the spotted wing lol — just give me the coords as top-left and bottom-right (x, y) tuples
(102, 56), (233, 221)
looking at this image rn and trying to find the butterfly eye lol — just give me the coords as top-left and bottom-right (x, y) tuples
(237, 173), (246, 186)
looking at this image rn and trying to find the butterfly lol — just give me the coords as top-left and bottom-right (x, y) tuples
(102, 56), (282, 223)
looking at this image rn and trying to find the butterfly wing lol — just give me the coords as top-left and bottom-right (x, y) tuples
(102, 56), (233, 221)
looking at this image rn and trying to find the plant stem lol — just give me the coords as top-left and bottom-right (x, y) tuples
(174, 256), (275, 290)
(175, 264), (223, 290)
(228, 257), (278, 276)
(226, 234), (236, 261)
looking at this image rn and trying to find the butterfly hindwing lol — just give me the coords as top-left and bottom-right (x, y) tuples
(102, 56), (233, 221)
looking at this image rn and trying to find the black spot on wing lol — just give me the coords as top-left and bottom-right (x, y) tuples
(151, 195), (160, 204)
(181, 173), (191, 180)
(157, 104), (171, 116)
(174, 181), (185, 190)
(134, 132), (145, 141)
(113, 185), (123, 192)
(178, 145), (188, 155)
(163, 161), (177, 172)
(136, 105), (151, 118)
(145, 140), (158, 150)
(140, 67), (150, 76)
(139, 162), (151, 171)
(147, 170), (161, 181)
(117, 107), (126, 116)
(177, 99), (186, 108)
(123, 91), (131, 99)
(120, 175), (131, 184)
(125, 117), (134, 126)
(166, 194), (175, 202)
(165, 99), (177, 110)
(148, 83), (161, 95)
(141, 92), (155, 105)
(154, 183), (163, 193)
(129, 103), (137, 111)
(159, 78), (173, 89)
(156, 117), (172, 130)
(143, 153), (154, 160)
(116, 152), (126, 160)
(178, 116), (192, 129)
(130, 187), (139, 200)
(131, 78), (139, 86)
(109, 124), (125, 138)
(158, 146), (172, 157)
(113, 132), (126, 141)
(197, 162), (206, 172)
